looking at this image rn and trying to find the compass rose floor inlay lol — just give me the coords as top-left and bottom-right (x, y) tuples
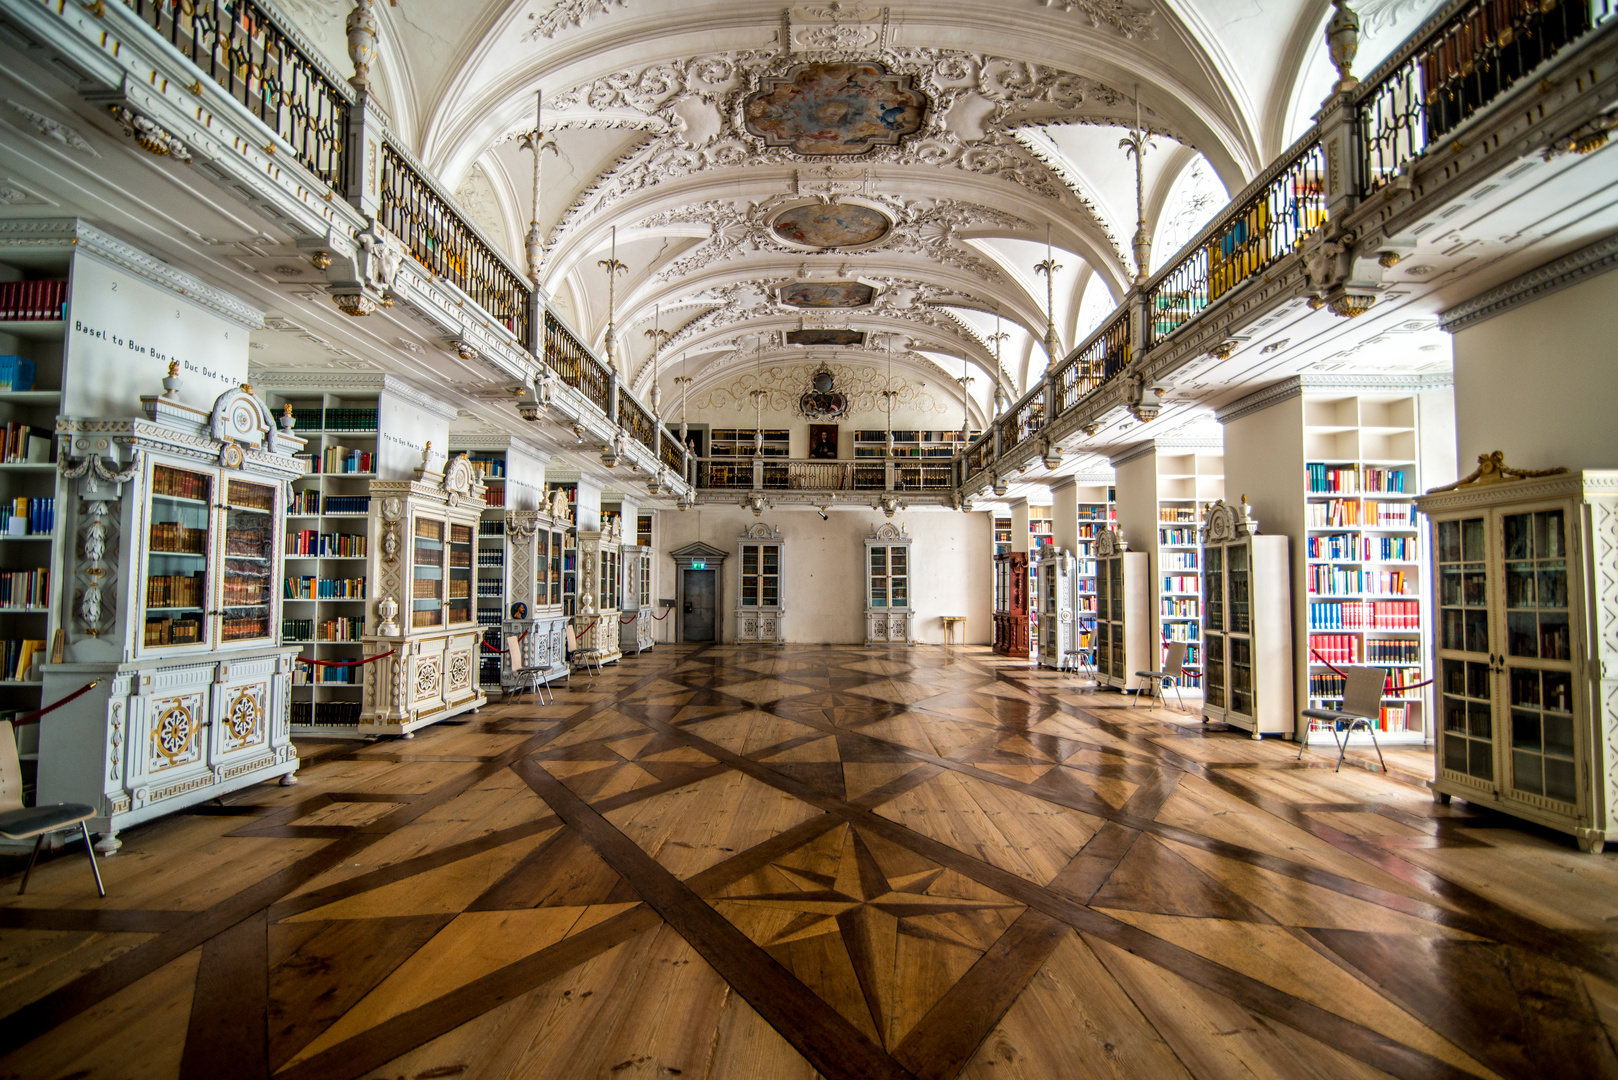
(3, 644), (1618, 1080)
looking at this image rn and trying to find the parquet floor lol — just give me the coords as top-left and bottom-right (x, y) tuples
(4, 645), (1618, 1080)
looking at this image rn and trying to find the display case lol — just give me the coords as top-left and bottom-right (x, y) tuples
(1094, 527), (1150, 690)
(1200, 500), (1293, 736)
(502, 488), (573, 691)
(574, 517), (624, 665)
(864, 522), (913, 645)
(993, 551), (1029, 657)
(620, 542), (655, 655)
(358, 449), (487, 735)
(38, 385), (304, 852)
(736, 522), (785, 645)
(1035, 545), (1078, 669)
(1415, 462), (1618, 852)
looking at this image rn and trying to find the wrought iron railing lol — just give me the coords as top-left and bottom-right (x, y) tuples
(999, 387), (1046, 451)
(966, 434), (994, 478)
(1055, 308), (1130, 417)
(1147, 139), (1327, 347)
(542, 312), (611, 416)
(619, 395), (655, 452)
(378, 142), (532, 345)
(659, 429), (684, 472)
(891, 463), (953, 490)
(691, 459), (941, 492)
(121, 0), (350, 185)
(1358, 0), (1611, 192)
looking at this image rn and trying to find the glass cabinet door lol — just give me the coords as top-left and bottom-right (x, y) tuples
(1227, 543), (1252, 716)
(447, 523), (473, 625)
(1095, 561), (1111, 677)
(1108, 557), (1124, 674)
(1204, 546), (1225, 708)
(741, 544), (758, 607)
(550, 529), (564, 607)
(413, 518), (444, 628)
(870, 546), (887, 608)
(1500, 507), (1577, 805)
(639, 554), (650, 610)
(146, 464), (213, 649)
(562, 535), (577, 616)
(221, 478), (275, 643)
(1436, 515), (1494, 784)
(536, 530), (551, 609)
(761, 544), (779, 607)
(891, 547), (907, 609)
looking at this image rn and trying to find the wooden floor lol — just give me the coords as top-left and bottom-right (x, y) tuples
(4, 644), (1618, 1080)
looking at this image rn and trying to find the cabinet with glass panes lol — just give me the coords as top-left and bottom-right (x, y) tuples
(357, 451), (487, 735)
(737, 522), (786, 644)
(864, 522), (913, 644)
(501, 488), (573, 692)
(1199, 500), (1294, 736)
(620, 540), (655, 655)
(574, 516), (624, 664)
(1416, 466), (1618, 852)
(39, 386), (304, 852)
(1093, 527), (1150, 691)
(1035, 545), (1078, 669)
(993, 551), (1029, 657)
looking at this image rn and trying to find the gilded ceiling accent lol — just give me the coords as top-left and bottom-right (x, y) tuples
(743, 62), (929, 156)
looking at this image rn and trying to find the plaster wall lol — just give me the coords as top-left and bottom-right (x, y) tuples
(655, 508), (993, 645)
(1451, 268), (1618, 472)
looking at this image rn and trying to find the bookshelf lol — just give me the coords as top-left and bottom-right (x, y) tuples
(1094, 527), (1150, 691)
(1074, 490), (1116, 671)
(1028, 507), (1053, 649)
(993, 517), (1013, 556)
(854, 430), (981, 458)
(1201, 499), (1294, 736)
(710, 429), (789, 457)
(1157, 450), (1224, 691)
(1302, 394), (1430, 742)
(257, 375), (453, 734)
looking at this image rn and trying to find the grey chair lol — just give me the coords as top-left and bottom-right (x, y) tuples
(0, 720), (105, 898)
(505, 635), (554, 704)
(1133, 641), (1189, 711)
(1299, 665), (1388, 773)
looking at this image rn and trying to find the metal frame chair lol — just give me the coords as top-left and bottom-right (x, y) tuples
(1132, 641), (1189, 711)
(505, 635), (554, 704)
(1299, 665), (1388, 773)
(0, 720), (104, 898)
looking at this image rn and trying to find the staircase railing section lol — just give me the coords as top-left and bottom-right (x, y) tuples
(1358, 0), (1612, 192)
(121, 0), (350, 186)
(378, 142), (531, 345)
(1147, 139), (1327, 347)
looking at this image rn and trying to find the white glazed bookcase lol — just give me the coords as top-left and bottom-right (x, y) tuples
(38, 384), (304, 851)
(358, 450), (488, 735)
(620, 541), (655, 655)
(736, 522), (786, 645)
(1094, 527), (1150, 691)
(864, 522), (914, 645)
(1415, 465), (1618, 852)
(504, 488), (573, 689)
(1200, 500), (1294, 737)
(575, 517), (624, 665)
(1035, 544), (1077, 669)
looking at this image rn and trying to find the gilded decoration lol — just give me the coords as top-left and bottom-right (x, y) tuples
(148, 695), (203, 770)
(781, 281), (876, 308)
(787, 328), (865, 346)
(221, 684), (266, 752)
(1428, 450), (1570, 492)
(743, 62), (928, 156)
(692, 360), (950, 415)
(771, 202), (892, 249)
(415, 656), (442, 700)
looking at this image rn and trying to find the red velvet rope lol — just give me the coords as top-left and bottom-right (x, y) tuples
(576, 619), (598, 636)
(9, 679), (102, 727)
(1309, 648), (1434, 693)
(298, 650), (395, 668)
(619, 614), (638, 625)
(650, 608), (672, 621)
(479, 629), (530, 653)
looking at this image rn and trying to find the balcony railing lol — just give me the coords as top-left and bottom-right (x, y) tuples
(620, 394), (655, 452)
(378, 142), (532, 346)
(1359, 0), (1612, 192)
(659, 429), (685, 472)
(122, 0), (350, 186)
(543, 312), (611, 416)
(692, 458), (952, 492)
(1055, 308), (1130, 417)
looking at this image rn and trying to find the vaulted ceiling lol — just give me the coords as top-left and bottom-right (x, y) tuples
(273, 0), (1446, 427)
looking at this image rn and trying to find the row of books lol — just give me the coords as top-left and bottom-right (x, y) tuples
(412, 579), (441, 599)
(1308, 667), (1423, 700)
(1158, 507), (1197, 523)
(1162, 552), (1198, 571)
(0, 356), (37, 392)
(312, 446), (374, 474)
(286, 408), (324, 430)
(294, 666), (355, 685)
(479, 519), (506, 536)
(484, 489), (506, 507)
(1307, 499), (1362, 527)
(476, 551), (504, 567)
(1164, 623), (1202, 642)
(1309, 633), (1363, 664)
(0, 280), (67, 321)
(309, 407), (378, 432)
(144, 616), (202, 646)
(1305, 703), (1413, 731)
(290, 701), (363, 725)
(221, 575), (269, 607)
(0, 423), (49, 464)
(448, 581), (471, 599)
(147, 573), (204, 608)
(150, 522), (206, 554)
(154, 465), (208, 501)
(468, 457), (506, 478)
(283, 618), (315, 641)
(2, 497), (54, 536)
(1309, 599), (1420, 629)
(1166, 643), (1202, 666)
(221, 616), (269, 641)
(1159, 527), (1198, 546)
(1368, 638), (1422, 663)
(1162, 575), (1199, 594)
(285, 531), (368, 557)
(284, 576), (366, 599)
(1308, 534), (1419, 561)
(288, 493), (373, 515)
(0, 638), (43, 681)
(1308, 464), (1409, 494)
(318, 617), (364, 642)
(0, 568), (47, 609)
(477, 581), (503, 596)
(1307, 566), (1412, 596)
(1162, 598), (1199, 618)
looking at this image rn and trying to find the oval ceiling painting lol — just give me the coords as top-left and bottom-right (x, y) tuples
(744, 62), (928, 156)
(772, 204), (892, 250)
(781, 281), (877, 308)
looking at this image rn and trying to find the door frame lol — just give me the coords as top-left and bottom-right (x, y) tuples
(670, 541), (728, 643)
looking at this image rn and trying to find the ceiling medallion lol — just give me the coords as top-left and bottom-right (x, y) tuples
(771, 202), (892, 250)
(786, 328), (865, 346)
(780, 280), (876, 308)
(743, 61), (928, 157)
(798, 362), (849, 419)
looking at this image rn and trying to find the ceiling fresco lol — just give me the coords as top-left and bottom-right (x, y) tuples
(781, 281), (878, 308)
(786, 328), (867, 346)
(771, 202), (893, 249)
(743, 61), (930, 156)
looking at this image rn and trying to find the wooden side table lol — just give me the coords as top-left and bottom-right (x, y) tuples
(940, 616), (967, 646)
